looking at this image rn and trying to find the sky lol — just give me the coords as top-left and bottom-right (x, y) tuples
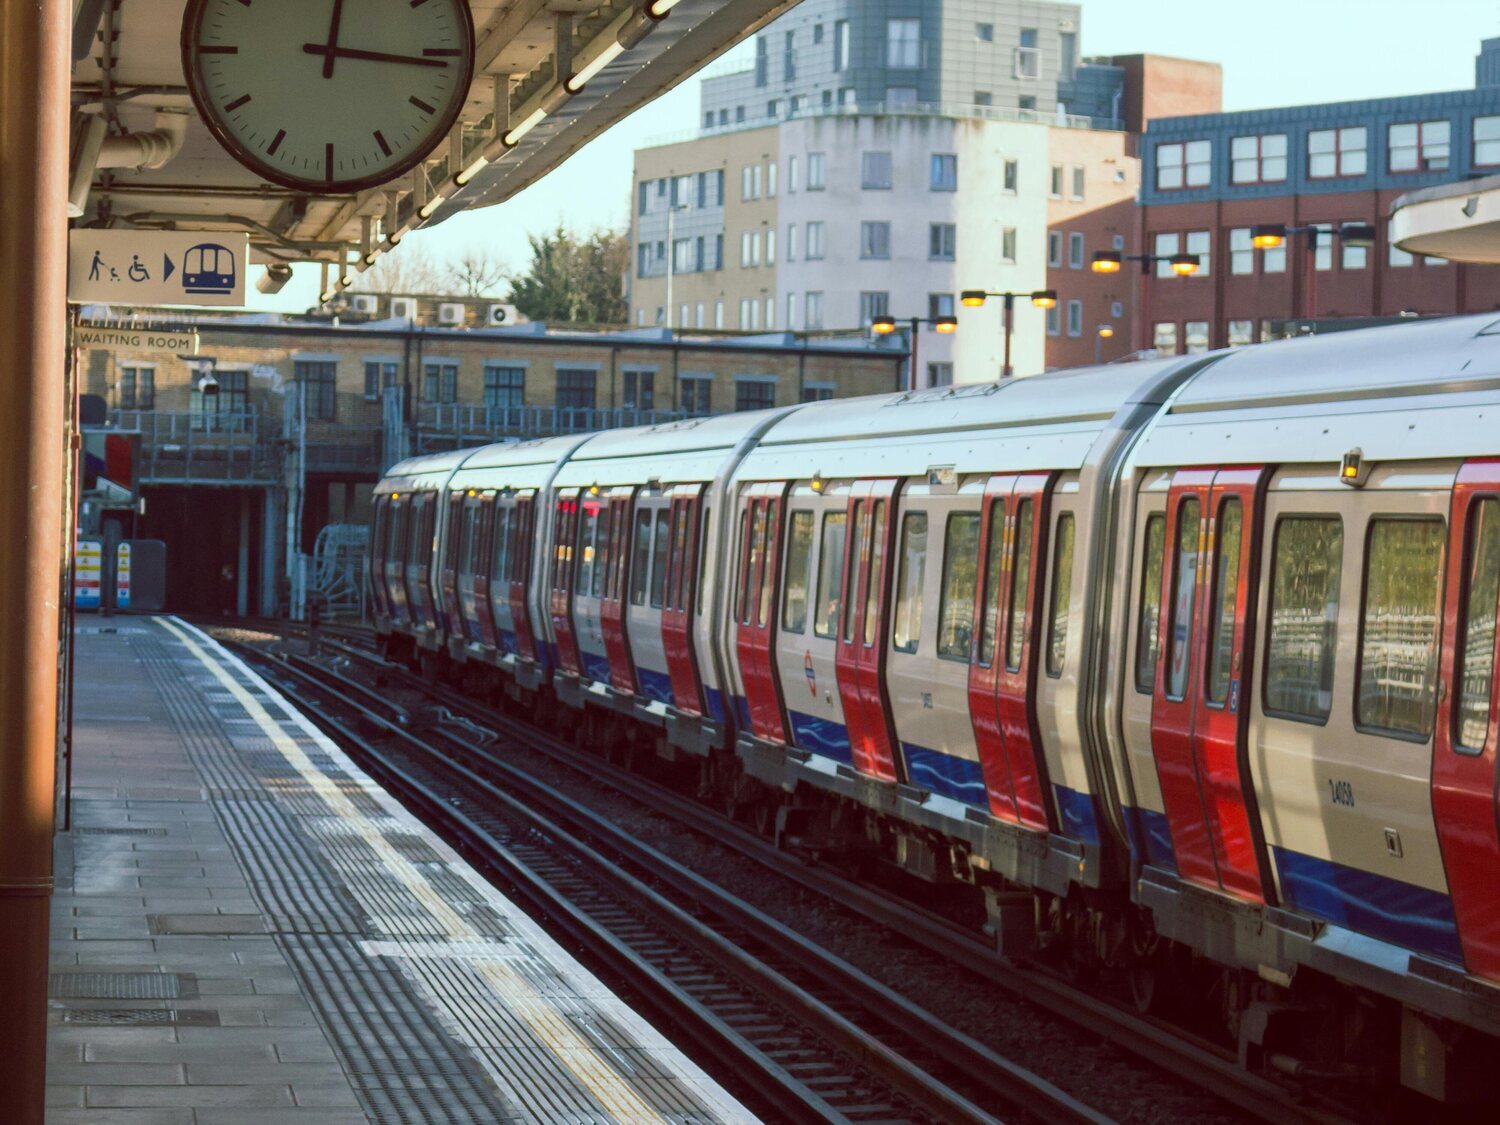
(250, 0), (1500, 312)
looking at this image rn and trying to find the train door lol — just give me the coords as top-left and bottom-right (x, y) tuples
(572, 494), (612, 684)
(385, 497), (410, 626)
(601, 491), (637, 694)
(627, 496), (673, 704)
(487, 495), (516, 654)
(1434, 459), (1500, 979)
(405, 493), (438, 633)
(835, 479), (902, 783)
(734, 484), (790, 742)
(968, 473), (1055, 829)
(459, 491), (497, 650)
(662, 486), (705, 713)
(370, 497), (390, 620)
(440, 493), (465, 638)
(549, 490), (582, 676)
(1151, 466), (1272, 902)
(510, 493), (538, 662)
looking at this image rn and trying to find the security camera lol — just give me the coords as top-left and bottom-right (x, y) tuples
(198, 371), (220, 397)
(256, 263), (294, 295)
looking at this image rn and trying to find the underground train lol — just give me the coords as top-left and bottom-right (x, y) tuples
(369, 314), (1500, 1103)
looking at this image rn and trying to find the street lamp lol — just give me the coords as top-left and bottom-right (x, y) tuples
(872, 314), (959, 391)
(1090, 249), (1201, 276)
(1095, 324), (1114, 364)
(1248, 222), (1377, 320)
(957, 289), (1057, 380)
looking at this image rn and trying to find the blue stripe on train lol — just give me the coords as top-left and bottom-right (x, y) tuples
(496, 629), (517, 656)
(636, 666), (674, 705)
(734, 694), (752, 729)
(901, 744), (986, 808)
(581, 651), (610, 684)
(787, 710), (853, 766)
(1124, 805), (1178, 872)
(704, 686), (725, 723)
(1273, 846), (1462, 964)
(1053, 785), (1101, 846)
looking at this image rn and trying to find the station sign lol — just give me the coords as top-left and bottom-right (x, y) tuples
(68, 229), (248, 307)
(76, 324), (199, 354)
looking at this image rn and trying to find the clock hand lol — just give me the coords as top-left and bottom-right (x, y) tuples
(301, 43), (450, 68)
(320, 0), (345, 78)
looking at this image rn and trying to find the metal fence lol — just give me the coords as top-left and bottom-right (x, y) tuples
(111, 409), (279, 484)
(413, 403), (706, 452)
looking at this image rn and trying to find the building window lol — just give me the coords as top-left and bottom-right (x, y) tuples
(1313, 223), (1334, 271)
(765, 228), (776, 265)
(754, 35), (768, 86)
(928, 362), (953, 386)
(1046, 305), (1060, 336)
(1184, 321), (1210, 355)
(1230, 228), (1254, 274)
(1048, 231), (1063, 268)
(783, 30), (795, 81)
(805, 291), (824, 329)
(887, 17), (920, 68)
(1186, 230), (1211, 276)
(735, 380), (776, 412)
(767, 161), (777, 197)
(193, 368), (248, 428)
(807, 151), (826, 190)
(1153, 322), (1178, 354)
(1230, 133), (1287, 184)
(928, 292), (955, 319)
(976, 22), (993, 41)
(765, 297), (775, 329)
(714, 301), (724, 329)
(786, 291), (797, 328)
(1227, 320), (1254, 347)
(481, 364), (523, 409)
(1002, 227), (1018, 263)
(975, 91), (992, 107)
(859, 291), (889, 326)
(813, 23), (823, 44)
(1476, 115), (1500, 167)
(786, 222), (798, 261)
(1066, 299), (1083, 337)
(1263, 237), (1287, 273)
(1019, 95), (1036, 111)
(297, 361), (338, 421)
(1071, 165), (1085, 199)
(801, 385), (833, 403)
(788, 155), (798, 191)
(673, 238), (694, 273)
(930, 222), (956, 260)
(363, 360), (397, 401)
(680, 376), (711, 414)
(622, 369), (655, 411)
(1153, 231), (1180, 278)
(1049, 163), (1063, 197)
(1155, 140), (1211, 190)
(696, 303), (705, 328)
(1389, 120), (1451, 172)
(805, 220), (825, 259)
(1068, 231), (1084, 269)
(887, 87), (917, 110)
(557, 369), (596, 411)
(860, 221), (891, 259)
(1342, 223), (1369, 270)
(1112, 301), (1124, 318)
(862, 151), (893, 189)
(119, 364), (156, 410)
(833, 19), (849, 71)
(1015, 27), (1039, 79)
(1060, 30), (1078, 78)
(1003, 159), (1018, 192)
(931, 153), (958, 191)
(422, 361), (458, 404)
(741, 165), (755, 200)
(1308, 126), (1367, 178)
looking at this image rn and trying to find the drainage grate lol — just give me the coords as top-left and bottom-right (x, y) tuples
(62, 1008), (220, 1027)
(73, 827), (169, 837)
(49, 973), (198, 1000)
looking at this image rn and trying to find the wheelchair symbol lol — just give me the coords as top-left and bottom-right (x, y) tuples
(128, 254), (150, 283)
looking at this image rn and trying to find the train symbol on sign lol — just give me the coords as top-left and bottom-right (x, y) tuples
(181, 243), (236, 294)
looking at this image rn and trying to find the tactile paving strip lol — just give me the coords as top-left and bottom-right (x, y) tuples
(49, 972), (197, 1000)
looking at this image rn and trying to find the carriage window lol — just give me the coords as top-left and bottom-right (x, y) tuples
(814, 511), (846, 639)
(1206, 498), (1243, 704)
(863, 501), (887, 648)
(744, 505), (768, 625)
(577, 506), (599, 597)
(1046, 513), (1076, 678)
(389, 503), (407, 571)
(1458, 498), (1500, 751)
(782, 510), (814, 633)
(514, 501), (532, 584)
(669, 505), (690, 610)
(493, 507), (513, 586)
(460, 505), (479, 576)
(843, 503), (866, 643)
(653, 509), (672, 609)
(592, 507), (612, 599)
(697, 506), (711, 616)
(1165, 501), (1200, 698)
(1134, 514), (1167, 693)
(1006, 500), (1034, 671)
(632, 508), (654, 606)
(1264, 517), (1343, 721)
(1357, 518), (1445, 739)
(892, 512), (927, 654)
(937, 512), (981, 661)
(978, 509), (1004, 667)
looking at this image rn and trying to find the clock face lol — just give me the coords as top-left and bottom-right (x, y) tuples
(181, 0), (475, 193)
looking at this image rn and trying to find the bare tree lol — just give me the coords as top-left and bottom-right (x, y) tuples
(350, 245), (444, 294)
(445, 249), (508, 298)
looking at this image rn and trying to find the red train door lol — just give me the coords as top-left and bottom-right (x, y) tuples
(969, 474), (1055, 830)
(663, 487), (705, 715)
(734, 487), (790, 742)
(1434, 460), (1500, 978)
(602, 492), (636, 694)
(509, 494), (537, 662)
(1151, 466), (1271, 903)
(549, 491), (582, 675)
(835, 480), (902, 783)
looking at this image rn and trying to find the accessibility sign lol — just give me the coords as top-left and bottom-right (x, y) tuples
(68, 229), (248, 307)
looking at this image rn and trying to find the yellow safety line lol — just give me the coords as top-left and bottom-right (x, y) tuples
(156, 617), (670, 1125)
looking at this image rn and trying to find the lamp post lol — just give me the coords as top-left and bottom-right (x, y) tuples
(1091, 249), (1200, 356)
(956, 288), (1057, 380)
(1095, 324), (1114, 364)
(1249, 222), (1376, 322)
(871, 313), (957, 391)
(664, 201), (688, 329)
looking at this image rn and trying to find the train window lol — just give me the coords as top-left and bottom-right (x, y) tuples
(669, 505), (689, 610)
(782, 510), (814, 633)
(937, 512), (981, 661)
(660, 513), (678, 612)
(1046, 513), (1076, 679)
(863, 501), (887, 648)
(978, 509), (1004, 667)
(1206, 498), (1243, 704)
(577, 506), (599, 597)
(1164, 500), (1199, 698)
(1006, 500), (1034, 671)
(842, 503), (866, 643)
(632, 508), (654, 607)
(493, 507), (513, 587)
(1357, 518), (1445, 739)
(1458, 498), (1500, 751)
(814, 511), (846, 639)
(696, 506), (711, 616)
(892, 512), (927, 654)
(592, 508), (612, 599)
(1265, 518), (1344, 721)
(1134, 514), (1167, 693)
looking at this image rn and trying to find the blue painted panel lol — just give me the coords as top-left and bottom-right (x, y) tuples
(637, 666), (673, 706)
(581, 651), (610, 684)
(1124, 805), (1178, 873)
(787, 710), (853, 766)
(496, 629), (517, 657)
(704, 686), (726, 724)
(1273, 847), (1462, 964)
(902, 743), (986, 808)
(1054, 785), (1100, 846)
(734, 694), (752, 729)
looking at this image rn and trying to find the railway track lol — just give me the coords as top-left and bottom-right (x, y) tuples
(231, 639), (1107, 1125)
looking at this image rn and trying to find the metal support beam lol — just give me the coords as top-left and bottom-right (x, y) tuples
(0, 0), (69, 1118)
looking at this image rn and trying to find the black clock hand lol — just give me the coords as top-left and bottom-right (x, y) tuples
(321, 0), (345, 78)
(301, 43), (450, 68)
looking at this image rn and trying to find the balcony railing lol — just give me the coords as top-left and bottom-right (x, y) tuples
(413, 403), (706, 452)
(110, 410), (279, 484)
(304, 425), (384, 475)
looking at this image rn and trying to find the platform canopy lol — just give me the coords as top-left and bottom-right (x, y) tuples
(71, 0), (792, 292)
(1391, 172), (1500, 265)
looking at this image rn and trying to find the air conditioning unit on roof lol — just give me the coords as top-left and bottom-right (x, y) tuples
(437, 302), (465, 326)
(349, 294), (378, 315)
(486, 303), (519, 326)
(389, 296), (416, 320)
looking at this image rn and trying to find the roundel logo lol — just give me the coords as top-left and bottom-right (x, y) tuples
(804, 650), (816, 695)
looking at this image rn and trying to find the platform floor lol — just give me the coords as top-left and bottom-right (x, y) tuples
(47, 616), (754, 1124)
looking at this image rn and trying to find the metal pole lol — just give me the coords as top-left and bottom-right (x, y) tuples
(0, 0), (69, 1116)
(1001, 294), (1015, 379)
(908, 317), (920, 392)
